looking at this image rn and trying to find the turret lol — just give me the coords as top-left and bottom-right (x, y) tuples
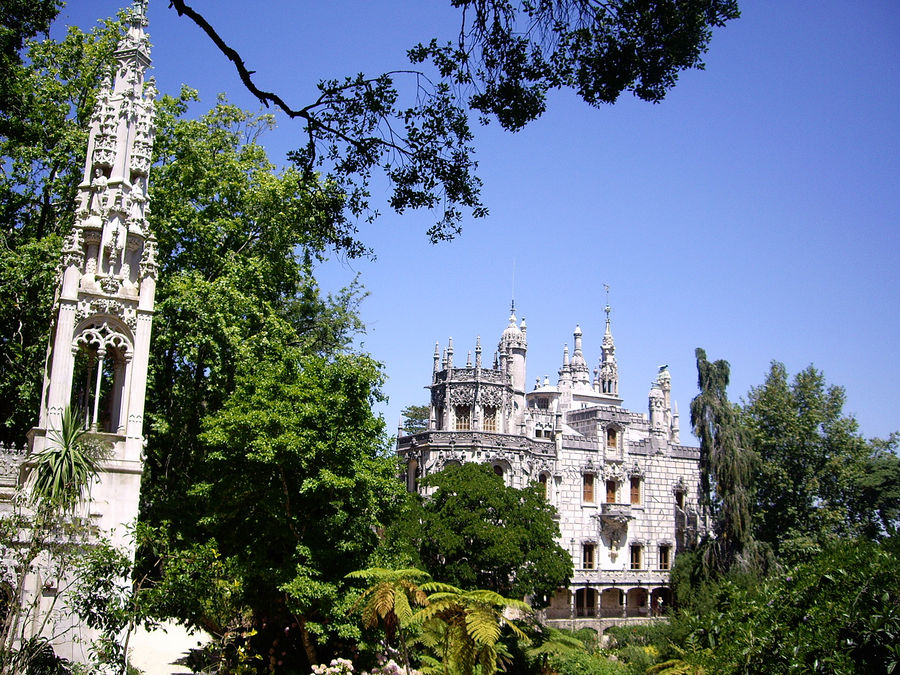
(598, 301), (618, 396)
(649, 381), (666, 436)
(498, 302), (527, 427)
(570, 325), (591, 389)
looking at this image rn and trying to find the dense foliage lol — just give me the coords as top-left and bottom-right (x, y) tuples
(392, 463), (572, 606)
(743, 362), (879, 561)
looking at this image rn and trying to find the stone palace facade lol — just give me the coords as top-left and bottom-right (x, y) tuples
(397, 303), (703, 624)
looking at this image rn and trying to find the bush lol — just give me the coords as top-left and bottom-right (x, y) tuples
(673, 539), (900, 673)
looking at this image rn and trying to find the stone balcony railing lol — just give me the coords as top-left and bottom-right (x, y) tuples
(397, 430), (555, 456)
(570, 568), (669, 587)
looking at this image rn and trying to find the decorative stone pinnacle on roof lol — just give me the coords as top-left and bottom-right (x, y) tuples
(500, 301), (526, 348)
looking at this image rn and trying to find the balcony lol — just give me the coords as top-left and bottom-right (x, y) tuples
(600, 502), (631, 524)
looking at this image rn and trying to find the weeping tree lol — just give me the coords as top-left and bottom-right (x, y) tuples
(689, 348), (760, 576)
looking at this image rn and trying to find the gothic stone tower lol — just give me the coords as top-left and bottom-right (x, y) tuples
(29, 0), (157, 552)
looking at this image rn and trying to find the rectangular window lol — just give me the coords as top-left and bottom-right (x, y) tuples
(630, 544), (642, 570)
(630, 477), (641, 505)
(539, 474), (548, 499)
(607, 428), (617, 448)
(675, 489), (685, 509)
(483, 406), (497, 432)
(658, 545), (671, 571)
(454, 405), (470, 430)
(582, 543), (595, 570)
(606, 480), (617, 503)
(583, 474), (595, 503)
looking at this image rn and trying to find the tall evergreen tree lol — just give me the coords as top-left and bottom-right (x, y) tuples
(690, 348), (759, 575)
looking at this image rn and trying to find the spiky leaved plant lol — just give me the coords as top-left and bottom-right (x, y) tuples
(28, 406), (103, 513)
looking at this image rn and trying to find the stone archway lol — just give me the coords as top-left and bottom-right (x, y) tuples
(626, 587), (649, 617)
(575, 587), (597, 617)
(650, 587), (672, 616)
(600, 587), (623, 618)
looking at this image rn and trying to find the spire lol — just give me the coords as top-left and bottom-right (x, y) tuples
(433, 342), (440, 373)
(30, 0), (159, 588)
(570, 325), (590, 387)
(599, 287), (618, 396)
(475, 335), (482, 369)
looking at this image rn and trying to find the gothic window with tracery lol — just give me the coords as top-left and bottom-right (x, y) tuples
(483, 405), (497, 432)
(70, 320), (132, 433)
(454, 405), (470, 430)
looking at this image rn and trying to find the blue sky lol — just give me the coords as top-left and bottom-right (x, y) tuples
(59, 1), (899, 441)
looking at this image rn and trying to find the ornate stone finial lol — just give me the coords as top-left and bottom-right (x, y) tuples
(466, 351), (472, 367)
(475, 336), (482, 369)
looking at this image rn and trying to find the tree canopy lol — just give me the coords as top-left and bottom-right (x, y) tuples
(168, 0), (740, 253)
(394, 462), (572, 606)
(742, 362), (881, 560)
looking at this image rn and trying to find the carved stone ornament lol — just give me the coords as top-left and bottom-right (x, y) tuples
(605, 463), (625, 481)
(628, 462), (644, 478)
(479, 385), (503, 406)
(99, 274), (121, 295)
(139, 237), (158, 280)
(449, 384), (475, 405)
(73, 319), (133, 358)
(76, 297), (137, 332)
(60, 227), (85, 269)
(431, 388), (445, 409)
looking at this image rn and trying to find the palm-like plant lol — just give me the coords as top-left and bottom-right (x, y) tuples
(28, 407), (103, 513)
(347, 567), (431, 673)
(413, 582), (531, 675)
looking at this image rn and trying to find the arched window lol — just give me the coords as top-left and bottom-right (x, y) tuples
(482, 405), (497, 432)
(493, 464), (504, 477)
(71, 320), (132, 433)
(454, 405), (471, 430)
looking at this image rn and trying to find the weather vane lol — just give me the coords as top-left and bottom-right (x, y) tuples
(603, 283), (611, 318)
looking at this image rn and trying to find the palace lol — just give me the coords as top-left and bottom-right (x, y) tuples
(397, 303), (702, 625)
